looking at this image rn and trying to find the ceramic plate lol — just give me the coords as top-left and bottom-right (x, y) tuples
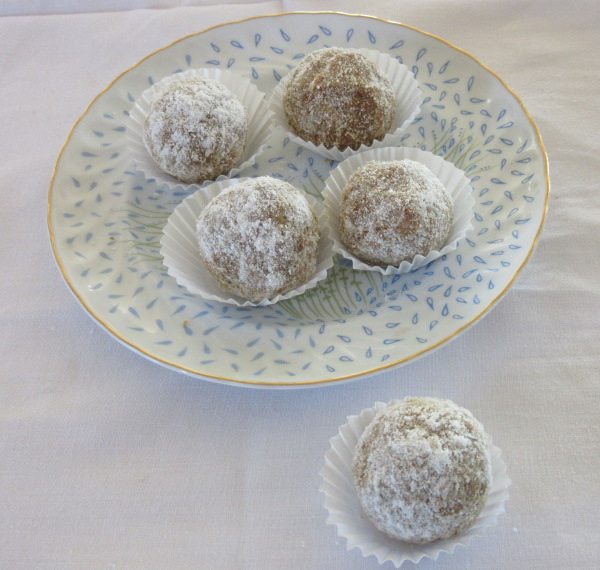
(48, 12), (549, 388)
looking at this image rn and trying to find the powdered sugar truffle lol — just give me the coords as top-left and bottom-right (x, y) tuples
(282, 47), (396, 151)
(196, 177), (320, 302)
(339, 160), (453, 266)
(143, 77), (248, 183)
(352, 397), (491, 544)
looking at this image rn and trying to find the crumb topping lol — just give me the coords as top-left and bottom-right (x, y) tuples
(143, 77), (247, 183)
(352, 397), (491, 544)
(282, 47), (395, 150)
(196, 177), (320, 301)
(339, 160), (453, 266)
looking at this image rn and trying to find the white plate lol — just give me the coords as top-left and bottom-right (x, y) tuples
(48, 12), (549, 388)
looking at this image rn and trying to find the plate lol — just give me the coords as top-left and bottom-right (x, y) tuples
(48, 12), (549, 388)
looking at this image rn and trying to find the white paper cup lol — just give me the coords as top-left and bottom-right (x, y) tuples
(160, 177), (334, 307)
(321, 146), (475, 275)
(126, 68), (273, 189)
(320, 401), (511, 567)
(270, 48), (423, 161)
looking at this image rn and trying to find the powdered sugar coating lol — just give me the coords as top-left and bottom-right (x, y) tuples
(352, 397), (491, 544)
(339, 160), (453, 266)
(282, 47), (396, 151)
(143, 77), (248, 183)
(196, 177), (320, 302)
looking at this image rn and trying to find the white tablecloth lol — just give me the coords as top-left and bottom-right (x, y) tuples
(1, 1), (598, 568)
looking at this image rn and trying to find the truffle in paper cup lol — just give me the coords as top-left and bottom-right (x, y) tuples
(160, 177), (334, 307)
(319, 400), (511, 567)
(126, 68), (273, 189)
(269, 47), (422, 161)
(322, 146), (475, 275)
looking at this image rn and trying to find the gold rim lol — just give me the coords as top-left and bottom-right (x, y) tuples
(48, 11), (550, 387)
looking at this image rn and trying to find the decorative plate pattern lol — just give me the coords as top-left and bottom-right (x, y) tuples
(48, 12), (549, 388)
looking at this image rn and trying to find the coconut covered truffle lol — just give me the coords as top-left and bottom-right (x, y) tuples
(352, 397), (491, 544)
(282, 47), (396, 151)
(196, 177), (320, 302)
(143, 77), (248, 183)
(339, 160), (453, 266)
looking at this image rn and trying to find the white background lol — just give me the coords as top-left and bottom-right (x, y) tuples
(1, 1), (598, 568)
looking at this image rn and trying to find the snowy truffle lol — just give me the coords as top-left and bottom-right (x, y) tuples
(143, 77), (248, 183)
(352, 397), (491, 544)
(196, 177), (320, 302)
(339, 160), (453, 266)
(282, 47), (396, 151)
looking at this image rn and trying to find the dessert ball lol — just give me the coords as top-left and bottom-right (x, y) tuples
(143, 77), (248, 183)
(282, 47), (396, 151)
(339, 160), (453, 266)
(196, 177), (320, 302)
(352, 397), (491, 544)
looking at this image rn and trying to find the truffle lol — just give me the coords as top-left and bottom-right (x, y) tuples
(196, 177), (320, 302)
(352, 397), (491, 544)
(143, 77), (247, 183)
(282, 47), (395, 151)
(339, 160), (453, 266)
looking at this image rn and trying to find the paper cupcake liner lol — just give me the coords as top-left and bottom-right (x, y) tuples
(321, 146), (475, 275)
(269, 48), (423, 161)
(160, 177), (334, 307)
(319, 401), (511, 568)
(126, 68), (273, 189)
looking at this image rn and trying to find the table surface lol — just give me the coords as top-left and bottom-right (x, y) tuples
(1, 1), (599, 568)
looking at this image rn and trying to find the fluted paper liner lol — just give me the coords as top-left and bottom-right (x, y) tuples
(160, 177), (334, 307)
(269, 48), (423, 161)
(319, 401), (511, 567)
(126, 68), (273, 189)
(322, 146), (475, 275)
